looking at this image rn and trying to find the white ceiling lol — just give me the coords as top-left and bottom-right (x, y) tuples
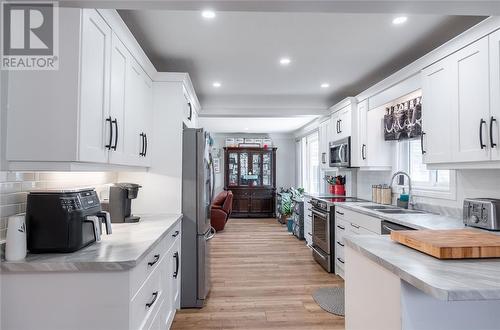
(198, 116), (317, 134)
(119, 10), (482, 114)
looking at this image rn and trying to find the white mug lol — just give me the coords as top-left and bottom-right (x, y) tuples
(5, 214), (27, 261)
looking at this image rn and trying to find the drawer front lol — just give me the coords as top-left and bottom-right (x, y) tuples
(335, 240), (345, 260)
(147, 299), (165, 330)
(342, 208), (382, 234)
(130, 260), (163, 330)
(335, 217), (349, 242)
(130, 220), (181, 297)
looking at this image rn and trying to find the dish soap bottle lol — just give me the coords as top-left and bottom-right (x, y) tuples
(397, 188), (410, 209)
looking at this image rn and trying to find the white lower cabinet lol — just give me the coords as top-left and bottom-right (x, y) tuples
(334, 207), (380, 278)
(1, 222), (182, 330)
(303, 197), (313, 246)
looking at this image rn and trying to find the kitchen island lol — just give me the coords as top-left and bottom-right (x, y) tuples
(344, 234), (500, 330)
(1, 214), (182, 330)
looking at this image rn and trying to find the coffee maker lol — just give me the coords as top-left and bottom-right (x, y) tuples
(26, 188), (112, 253)
(109, 183), (142, 223)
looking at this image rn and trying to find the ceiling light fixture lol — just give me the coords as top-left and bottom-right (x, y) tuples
(201, 10), (216, 19)
(320, 83), (330, 88)
(212, 81), (221, 88)
(279, 57), (291, 66)
(392, 16), (408, 25)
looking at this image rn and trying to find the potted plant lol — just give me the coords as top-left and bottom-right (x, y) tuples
(281, 193), (294, 232)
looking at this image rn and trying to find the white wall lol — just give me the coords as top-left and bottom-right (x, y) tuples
(1, 70), (8, 171)
(118, 81), (184, 214)
(211, 133), (296, 194)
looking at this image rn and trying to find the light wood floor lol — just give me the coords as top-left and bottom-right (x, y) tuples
(172, 218), (345, 330)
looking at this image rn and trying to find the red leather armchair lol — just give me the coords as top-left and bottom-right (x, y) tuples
(210, 190), (233, 232)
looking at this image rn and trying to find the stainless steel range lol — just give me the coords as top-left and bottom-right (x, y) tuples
(310, 196), (366, 273)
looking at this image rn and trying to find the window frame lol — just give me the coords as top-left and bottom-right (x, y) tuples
(396, 140), (457, 200)
(299, 131), (320, 194)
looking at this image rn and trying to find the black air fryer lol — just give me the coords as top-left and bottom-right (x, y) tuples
(26, 188), (112, 253)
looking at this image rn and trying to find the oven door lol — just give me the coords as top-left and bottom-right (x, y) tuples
(329, 137), (350, 167)
(312, 208), (330, 254)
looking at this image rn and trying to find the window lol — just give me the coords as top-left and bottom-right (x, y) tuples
(300, 132), (320, 194)
(398, 139), (455, 199)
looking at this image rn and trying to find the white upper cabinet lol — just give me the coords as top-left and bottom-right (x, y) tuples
(421, 57), (454, 164)
(364, 104), (393, 169)
(352, 99), (368, 167)
(6, 9), (153, 170)
(451, 37), (491, 162)
(318, 119), (330, 169)
(490, 30), (500, 161)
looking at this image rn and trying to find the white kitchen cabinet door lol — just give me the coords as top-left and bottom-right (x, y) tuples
(108, 32), (132, 165)
(319, 120), (329, 169)
(330, 112), (339, 143)
(137, 68), (153, 167)
(337, 106), (352, 140)
(78, 9), (112, 163)
(421, 57), (454, 164)
(365, 106), (393, 168)
(451, 37), (491, 162)
(353, 99), (368, 167)
(490, 30), (500, 160)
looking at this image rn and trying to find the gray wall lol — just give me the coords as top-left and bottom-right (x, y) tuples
(211, 133), (296, 194)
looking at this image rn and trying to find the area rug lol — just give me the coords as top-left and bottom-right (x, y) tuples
(312, 287), (345, 316)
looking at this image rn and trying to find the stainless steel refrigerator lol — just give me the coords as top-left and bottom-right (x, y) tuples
(181, 128), (215, 308)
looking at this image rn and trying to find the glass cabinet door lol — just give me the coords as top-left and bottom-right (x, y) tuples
(239, 152), (249, 186)
(251, 153), (262, 186)
(228, 152), (238, 186)
(262, 152), (272, 186)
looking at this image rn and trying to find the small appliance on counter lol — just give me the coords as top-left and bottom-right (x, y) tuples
(108, 183), (142, 223)
(26, 188), (112, 253)
(463, 198), (500, 231)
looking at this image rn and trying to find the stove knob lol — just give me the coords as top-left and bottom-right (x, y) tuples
(470, 215), (480, 224)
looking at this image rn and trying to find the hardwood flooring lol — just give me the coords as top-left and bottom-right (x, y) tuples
(172, 218), (345, 330)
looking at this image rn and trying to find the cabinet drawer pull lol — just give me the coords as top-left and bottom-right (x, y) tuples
(337, 225), (345, 230)
(337, 241), (345, 247)
(172, 230), (180, 237)
(335, 211), (344, 216)
(139, 133), (145, 156)
(147, 254), (160, 266)
(145, 291), (159, 308)
(491, 116), (497, 148)
(144, 134), (148, 156)
(362, 144), (366, 160)
(421, 132), (426, 155)
(351, 223), (360, 229)
(480, 118), (486, 149)
(337, 257), (345, 264)
(173, 252), (180, 279)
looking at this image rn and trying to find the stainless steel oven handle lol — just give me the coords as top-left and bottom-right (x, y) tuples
(311, 246), (327, 260)
(338, 144), (344, 164)
(382, 225), (393, 233)
(312, 209), (328, 218)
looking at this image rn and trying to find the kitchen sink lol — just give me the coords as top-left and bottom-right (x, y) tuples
(377, 209), (426, 214)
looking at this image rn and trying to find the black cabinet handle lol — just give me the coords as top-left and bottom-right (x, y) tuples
(187, 102), (192, 121)
(139, 133), (145, 156)
(105, 116), (112, 150)
(172, 230), (180, 237)
(337, 225), (345, 230)
(173, 251), (179, 279)
(491, 116), (497, 148)
(336, 120), (340, 134)
(145, 291), (159, 308)
(147, 254), (160, 266)
(321, 152), (326, 164)
(337, 241), (345, 247)
(480, 118), (487, 149)
(362, 144), (366, 160)
(338, 119), (342, 133)
(144, 134), (148, 157)
(111, 118), (118, 150)
(336, 211), (344, 216)
(337, 257), (345, 264)
(421, 132), (426, 155)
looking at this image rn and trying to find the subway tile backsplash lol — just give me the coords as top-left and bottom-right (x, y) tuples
(0, 171), (117, 242)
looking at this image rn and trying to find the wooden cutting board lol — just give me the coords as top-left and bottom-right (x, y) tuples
(390, 229), (500, 259)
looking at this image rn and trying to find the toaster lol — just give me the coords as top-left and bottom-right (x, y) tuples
(463, 198), (500, 231)
(26, 188), (112, 253)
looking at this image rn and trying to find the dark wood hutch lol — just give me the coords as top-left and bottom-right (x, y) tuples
(224, 147), (277, 218)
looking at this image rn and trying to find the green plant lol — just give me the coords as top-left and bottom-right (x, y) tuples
(281, 193), (293, 217)
(325, 175), (335, 185)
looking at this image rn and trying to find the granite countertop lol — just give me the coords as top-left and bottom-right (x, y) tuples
(1, 214), (182, 273)
(336, 202), (465, 230)
(345, 234), (500, 301)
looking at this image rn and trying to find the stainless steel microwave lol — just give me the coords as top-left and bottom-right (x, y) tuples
(329, 137), (351, 168)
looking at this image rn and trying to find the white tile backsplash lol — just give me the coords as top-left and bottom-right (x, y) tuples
(0, 171), (117, 242)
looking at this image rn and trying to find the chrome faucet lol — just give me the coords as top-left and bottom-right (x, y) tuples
(390, 171), (414, 209)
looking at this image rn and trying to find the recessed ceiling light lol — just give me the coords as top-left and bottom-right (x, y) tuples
(392, 16), (408, 25)
(212, 81), (221, 88)
(279, 57), (291, 66)
(320, 83), (330, 88)
(201, 10), (216, 19)
(244, 127), (249, 131)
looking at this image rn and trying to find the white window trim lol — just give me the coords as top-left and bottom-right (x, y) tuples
(396, 141), (457, 201)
